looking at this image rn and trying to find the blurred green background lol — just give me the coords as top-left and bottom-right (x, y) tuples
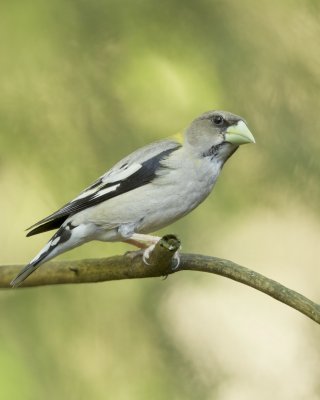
(1, 0), (320, 399)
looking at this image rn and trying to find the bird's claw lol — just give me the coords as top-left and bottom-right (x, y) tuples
(171, 251), (181, 270)
(142, 244), (155, 266)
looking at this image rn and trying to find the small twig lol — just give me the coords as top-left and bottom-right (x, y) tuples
(1, 235), (319, 325)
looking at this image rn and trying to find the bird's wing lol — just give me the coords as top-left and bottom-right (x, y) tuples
(26, 139), (182, 236)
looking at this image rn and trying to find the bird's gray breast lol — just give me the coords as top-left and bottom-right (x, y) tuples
(135, 155), (222, 233)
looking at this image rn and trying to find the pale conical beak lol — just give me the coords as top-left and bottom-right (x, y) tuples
(225, 120), (255, 145)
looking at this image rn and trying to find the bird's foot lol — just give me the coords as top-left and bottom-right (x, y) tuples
(142, 242), (181, 270)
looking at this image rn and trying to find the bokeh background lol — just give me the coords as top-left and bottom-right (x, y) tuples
(1, 0), (320, 399)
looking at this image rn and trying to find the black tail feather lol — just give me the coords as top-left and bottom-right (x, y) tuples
(10, 242), (54, 287)
(10, 261), (41, 287)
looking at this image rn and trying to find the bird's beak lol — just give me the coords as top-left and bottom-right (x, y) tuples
(225, 120), (255, 145)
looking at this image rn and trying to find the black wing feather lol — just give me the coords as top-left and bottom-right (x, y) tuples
(27, 147), (179, 236)
(26, 216), (67, 237)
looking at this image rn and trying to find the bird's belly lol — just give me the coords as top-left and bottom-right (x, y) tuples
(135, 173), (217, 233)
(83, 158), (220, 235)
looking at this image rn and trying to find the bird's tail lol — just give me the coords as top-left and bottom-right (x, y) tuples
(11, 222), (91, 287)
(10, 259), (42, 287)
(10, 227), (68, 287)
(10, 238), (57, 287)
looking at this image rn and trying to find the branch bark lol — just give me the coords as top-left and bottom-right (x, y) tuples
(1, 235), (320, 325)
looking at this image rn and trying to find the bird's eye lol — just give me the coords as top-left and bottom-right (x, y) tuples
(213, 115), (224, 126)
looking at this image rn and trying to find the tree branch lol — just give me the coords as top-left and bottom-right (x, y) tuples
(1, 235), (320, 325)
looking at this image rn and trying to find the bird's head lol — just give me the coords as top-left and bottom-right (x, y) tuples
(185, 110), (255, 163)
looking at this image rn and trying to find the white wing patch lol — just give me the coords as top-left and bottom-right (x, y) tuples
(72, 163), (142, 202)
(72, 187), (101, 201)
(92, 183), (120, 199)
(104, 163), (142, 183)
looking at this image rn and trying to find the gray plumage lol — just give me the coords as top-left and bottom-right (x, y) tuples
(11, 110), (255, 287)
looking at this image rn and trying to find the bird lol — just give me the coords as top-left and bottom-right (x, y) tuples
(11, 110), (255, 287)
